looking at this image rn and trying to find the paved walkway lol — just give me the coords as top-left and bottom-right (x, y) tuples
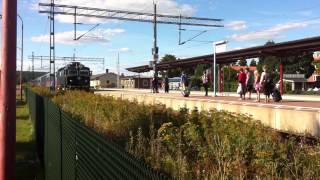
(97, 88), (320, 110)
(96, 88), (320, 137)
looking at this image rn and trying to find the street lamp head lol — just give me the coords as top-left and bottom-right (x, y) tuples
(214, 40), (228, 46)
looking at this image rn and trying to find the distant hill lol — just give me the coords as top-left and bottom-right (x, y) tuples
(16, 71), (48, 84)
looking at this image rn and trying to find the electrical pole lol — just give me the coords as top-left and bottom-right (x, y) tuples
(117, 52), (120, 88)
(152, 2), (159, 92)
(32, 52), (35, 79)
(49, 0), (55, 90)
(0, 0), (17, 178)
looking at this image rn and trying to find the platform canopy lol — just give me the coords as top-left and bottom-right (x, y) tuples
(127, 36), (320, 73)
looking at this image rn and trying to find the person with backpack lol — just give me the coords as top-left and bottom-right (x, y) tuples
(202, 70), (209, 96)
(180, 72), (190, 97)
(164, 76), (169, 93)
(260, 65), (273, 103)
(245, 67), (254, 100)
(237, 68), (247, 100)
(181, 72), (187, 90)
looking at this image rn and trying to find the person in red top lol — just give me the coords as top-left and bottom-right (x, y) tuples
(237, 68), (247, 100)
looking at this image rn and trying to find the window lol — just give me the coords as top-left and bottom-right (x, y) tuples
(106, 80), (110, 84)
(143, 79), (148, 86)
(80, 70), (90, 76)
(68, 70), (77, 76)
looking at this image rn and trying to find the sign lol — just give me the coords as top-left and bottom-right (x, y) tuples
(216, 43), (227, 53)
(283, 74), (305, 79)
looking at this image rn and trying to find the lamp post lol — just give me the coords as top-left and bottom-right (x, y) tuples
(0, 14), (23, 101)
(213, 40), (227, 97)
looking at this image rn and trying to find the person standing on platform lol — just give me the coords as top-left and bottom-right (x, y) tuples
(260, 65), (273, 103)
(254, 70), (261, 102)
(245, 67), (254, 100)
(181, 72), (187, 91)
(202, 70), (209, 96)
(237, 68), (247, 100)
(151, 78), (157, 93)
(164, 76), (169, 93)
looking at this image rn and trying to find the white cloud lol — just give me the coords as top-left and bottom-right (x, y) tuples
(119, 48), (131, 53)
(31, 28), (125, 45)
(37, 0), (195, 24)
(229, 22), (307, 41)
(226, 21), (247, 31)
(108, 47), (132, 53)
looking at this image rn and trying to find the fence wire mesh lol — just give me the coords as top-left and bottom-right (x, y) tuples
(26, 89), (170, 180)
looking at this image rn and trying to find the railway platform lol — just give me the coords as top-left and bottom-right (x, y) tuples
(96, 89), (320, 137)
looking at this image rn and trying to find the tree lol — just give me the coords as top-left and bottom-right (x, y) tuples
(257, 41), (279, 73)
(250, 59), (257, 66)
(283, 53), (315, 78)
(159, 54), (181, 78)
(238, 58), (247, 66)
(191, 64), (206, 89)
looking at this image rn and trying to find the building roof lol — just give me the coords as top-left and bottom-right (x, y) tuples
(127, 36), (320, 73)
(90, 72), (117, 80)
(120, 75), (152, 80)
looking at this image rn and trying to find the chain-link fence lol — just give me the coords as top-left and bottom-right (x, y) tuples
(26, 89), (170, 180)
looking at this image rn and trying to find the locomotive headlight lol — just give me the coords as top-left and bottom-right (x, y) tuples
(69, 79), (73, 82)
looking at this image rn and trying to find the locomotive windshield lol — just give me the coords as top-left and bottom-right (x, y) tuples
(68, 70), (77, 76)
(79, 70), (90, 76)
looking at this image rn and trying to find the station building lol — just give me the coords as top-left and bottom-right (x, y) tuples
(90, 69), (117, 89)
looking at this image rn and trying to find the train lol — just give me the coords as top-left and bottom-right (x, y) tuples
(32, 62), (91, 91)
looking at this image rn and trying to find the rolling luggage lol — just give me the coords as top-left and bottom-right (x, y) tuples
(272, 89), (282, 102)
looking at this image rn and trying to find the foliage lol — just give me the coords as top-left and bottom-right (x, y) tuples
(238, 58), (247, 66)
(32, 87), (320, 179)
(223, 66), (238, 82)
(31, 86), (55, 98)
(191, 64), (207, 89)
(160, 54), (182, 78)
(258, 41), (315, 79)
(283, 53), (315, 79)
(250, 59), (257, 66)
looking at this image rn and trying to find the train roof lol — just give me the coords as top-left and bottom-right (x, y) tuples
(57, 62), (89, 71)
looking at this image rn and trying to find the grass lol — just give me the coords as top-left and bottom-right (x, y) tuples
(16, 97), (43, 180)
(32, 88), (320, 179)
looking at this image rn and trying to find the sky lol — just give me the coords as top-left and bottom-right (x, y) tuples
(1, 0), (320, 75)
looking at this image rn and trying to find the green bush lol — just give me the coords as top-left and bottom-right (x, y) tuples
(31, 87), (320, 179)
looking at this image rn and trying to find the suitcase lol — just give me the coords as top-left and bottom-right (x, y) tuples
(272, 89), (282, 102)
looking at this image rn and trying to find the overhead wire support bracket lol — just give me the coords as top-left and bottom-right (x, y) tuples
(73, 6), (101, 41)
(38, 3), (224, 27)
